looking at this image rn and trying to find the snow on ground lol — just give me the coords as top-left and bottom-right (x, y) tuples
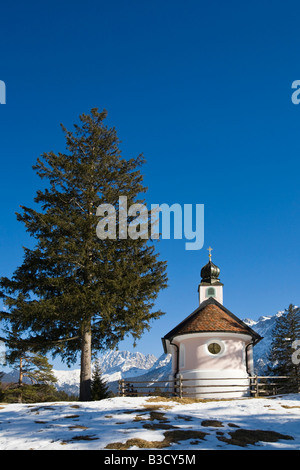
(0, 394), (300, 450)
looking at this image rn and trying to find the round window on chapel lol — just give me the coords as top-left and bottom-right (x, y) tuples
(207, 342), (222, 355)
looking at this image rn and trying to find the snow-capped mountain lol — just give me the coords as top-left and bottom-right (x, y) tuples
(243, 311), (284, 374)
(98, 350), (157, 381)
(53, 350), (158, 396)
(125, 353), (172, 385)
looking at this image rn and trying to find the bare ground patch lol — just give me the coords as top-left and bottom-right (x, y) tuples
(68, 425), (88, 430)
(146, 396), (239, 405)
(105, 429), (208, 449)
(61, 434), (99, 444)
(201, 419), (224, 428)
(281, 405), (300, 409)
(217, 429), (294, 447)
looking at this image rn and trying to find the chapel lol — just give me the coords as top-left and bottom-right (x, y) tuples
(161, 248), (262, 398)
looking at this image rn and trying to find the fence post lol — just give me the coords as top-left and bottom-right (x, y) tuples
(250, 375), (258, 397)
(255, 375), (259, 397)
(179, 374), (183, 398)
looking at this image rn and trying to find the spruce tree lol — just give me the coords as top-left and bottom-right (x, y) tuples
(91, 360), (111, 400)
(268, 304), (300, 392)
(0, 109), (168, 401)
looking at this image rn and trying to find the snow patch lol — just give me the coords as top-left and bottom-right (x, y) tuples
(0, 395), (299, 449)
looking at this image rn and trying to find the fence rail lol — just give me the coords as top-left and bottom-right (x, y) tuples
(118, 375), (292, 398)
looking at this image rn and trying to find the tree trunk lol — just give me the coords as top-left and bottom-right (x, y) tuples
(18, 356), (23, 387)
(18, 356), (23, 403)
(79, 321), (92, 401)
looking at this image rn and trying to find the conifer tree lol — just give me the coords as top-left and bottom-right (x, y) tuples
(268, 304), (300, 392)
(0, 109), (167, 401)
(2, 329), (57, 387)
(91, 360), (111, 400)
(17, 352), (57, 387)
(3, 344), (57, 403)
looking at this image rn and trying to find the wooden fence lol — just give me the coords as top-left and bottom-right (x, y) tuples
(118, 375), (292, 398)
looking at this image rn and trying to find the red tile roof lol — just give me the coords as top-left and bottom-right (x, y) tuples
(162, 297), (262, 350)
(176, 303), (251, 335)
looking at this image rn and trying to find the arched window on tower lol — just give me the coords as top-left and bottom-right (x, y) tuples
(206, 287), (216, 298)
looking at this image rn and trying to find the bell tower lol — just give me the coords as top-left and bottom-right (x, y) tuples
(198, 247), (223, 305)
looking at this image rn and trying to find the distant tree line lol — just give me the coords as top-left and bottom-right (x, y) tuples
(0, 348), (113, 403)
(0, 351), (77, 403)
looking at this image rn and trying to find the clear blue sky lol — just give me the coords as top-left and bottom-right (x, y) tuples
(0, 0), (299, 368)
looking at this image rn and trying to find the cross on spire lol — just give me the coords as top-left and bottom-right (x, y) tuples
(207, 246), (213, 261)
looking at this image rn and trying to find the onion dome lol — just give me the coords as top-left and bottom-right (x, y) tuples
(200, 246), (220, 283)
(200, 260), (220, 283)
